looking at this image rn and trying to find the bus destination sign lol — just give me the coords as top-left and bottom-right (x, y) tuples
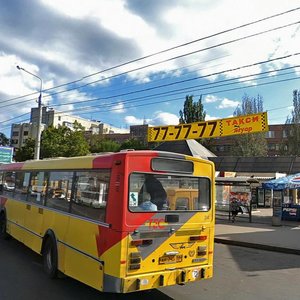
(148, 112), (268, 142)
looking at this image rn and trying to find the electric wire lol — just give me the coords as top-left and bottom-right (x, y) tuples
(1, 7), (299, 105)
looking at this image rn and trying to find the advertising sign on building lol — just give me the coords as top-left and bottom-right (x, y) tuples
(0, 146), (13, 164)
(148, 112), (268, 142)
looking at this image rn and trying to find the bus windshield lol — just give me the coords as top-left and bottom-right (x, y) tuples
(129, 173), (210, 212)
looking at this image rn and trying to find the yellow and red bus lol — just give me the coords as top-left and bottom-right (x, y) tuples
(0, 150), (215, 293)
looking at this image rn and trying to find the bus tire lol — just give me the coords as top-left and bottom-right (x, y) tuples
(0, 212), (10, 240)
(43, 237), (58, 279)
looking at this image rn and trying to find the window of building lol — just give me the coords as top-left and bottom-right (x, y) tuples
(23, 131), (29, 136)
(12, 131), (19, 137)
(265, 131), (275, 138)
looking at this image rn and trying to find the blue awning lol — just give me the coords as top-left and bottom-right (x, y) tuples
(262, 173), (300, 190)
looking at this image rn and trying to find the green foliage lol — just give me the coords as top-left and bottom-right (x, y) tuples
(120, 138), (148, 150)
(92, 139), (120, 153)
(234, 93), (263, 116)
(231, 94), (267, 157)
(179, 95), (206, 124)
(15, 138), (35, 161)
(41, 125), (90, 158)
(0, 132), (9, 146)
(284, 89), (300, 155)
(88, 134), (120, 153)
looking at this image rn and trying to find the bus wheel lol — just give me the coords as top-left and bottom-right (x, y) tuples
(43, 238), (58, 279)
(0, 213), (10, 240)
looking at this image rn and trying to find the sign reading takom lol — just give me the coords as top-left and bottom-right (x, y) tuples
(148, 112), (268, 142)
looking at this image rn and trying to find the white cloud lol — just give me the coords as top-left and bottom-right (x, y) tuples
(204, 94), (219, 103)
(112, 102), (126, 113)
(124, 111), (178, 126)
(1, 0), (299, 137)
(218, 98), (239, 109)
(205, 114), (219, 120)
(151, 111), (179, 125)
(204, 94), (239, 109)
(124, 115), (145, 125)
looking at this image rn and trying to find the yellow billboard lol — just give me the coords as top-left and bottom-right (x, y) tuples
(148, 112), (268, 142)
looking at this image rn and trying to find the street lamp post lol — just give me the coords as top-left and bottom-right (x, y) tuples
(17, 65), (43, 160)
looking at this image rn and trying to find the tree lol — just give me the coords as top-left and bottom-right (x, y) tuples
(91, 138), (120, 153)
(41, 125), (90, 158)
(230, 94), (267, 156)
(284, 89), (300, 155)
(178, 94), (215, 150)
(15, 138), (35, 161)
(120, 138), (147, 150)
(0, 132), (9, 146)
(179, 95), (206, 124)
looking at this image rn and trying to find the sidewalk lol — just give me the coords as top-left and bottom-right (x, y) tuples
(215, 208), (300, 255)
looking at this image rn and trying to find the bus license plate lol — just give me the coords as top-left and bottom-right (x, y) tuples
(159, 254), (183, 264)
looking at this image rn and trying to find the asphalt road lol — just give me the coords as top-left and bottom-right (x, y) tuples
(0, 238), (299, 300)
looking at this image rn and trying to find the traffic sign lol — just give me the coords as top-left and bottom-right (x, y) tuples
(148, 112), (268, 142)
(0, 146), (13, 163)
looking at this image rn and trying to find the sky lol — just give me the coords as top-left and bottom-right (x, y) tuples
(0, 0), (300, 137)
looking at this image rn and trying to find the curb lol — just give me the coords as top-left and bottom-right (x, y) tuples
(214, 238), (300, 255)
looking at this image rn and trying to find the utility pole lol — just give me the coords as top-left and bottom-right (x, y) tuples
(17, 65), (43, 160)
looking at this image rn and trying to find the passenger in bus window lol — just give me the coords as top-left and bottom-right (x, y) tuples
(139, 192), (157, 211)
(141, 175), (168, 210)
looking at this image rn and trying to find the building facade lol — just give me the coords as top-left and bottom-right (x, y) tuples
(209, 124), (289, 157)
(11, 107), (129, 149)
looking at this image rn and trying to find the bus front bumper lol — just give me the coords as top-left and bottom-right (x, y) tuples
(122, 264), (213, 293)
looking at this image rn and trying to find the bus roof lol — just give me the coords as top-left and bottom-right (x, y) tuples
(0, 150), (213, 171)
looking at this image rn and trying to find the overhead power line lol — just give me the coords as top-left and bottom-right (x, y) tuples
(47, 52), (300, 108)
(28, 20), (300, 104)
(44, 74), (300, 117)
(2, 6), (300, 104)
(2, 61), (299, 126)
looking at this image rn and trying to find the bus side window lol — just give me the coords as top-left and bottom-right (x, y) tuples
(0, 171), (3, 194)
(2, 172), (15, 196)
(14, 171), (30, 201)
(72, 170), (110, 223)
(46, 171), (73, 212)
(28, 171), (47, 205)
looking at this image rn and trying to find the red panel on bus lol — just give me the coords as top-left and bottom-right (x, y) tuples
(0, 162), (24, 171)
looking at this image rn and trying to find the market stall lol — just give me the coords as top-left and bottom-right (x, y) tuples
(262, 174), (300, 222)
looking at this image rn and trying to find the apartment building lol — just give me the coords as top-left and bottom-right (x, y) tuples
(11, 107), (129, 149)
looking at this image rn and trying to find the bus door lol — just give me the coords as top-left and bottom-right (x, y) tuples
(125, 172), (213, 291)
(63, 170), (110, 291)
(24, 171), (47, 252)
